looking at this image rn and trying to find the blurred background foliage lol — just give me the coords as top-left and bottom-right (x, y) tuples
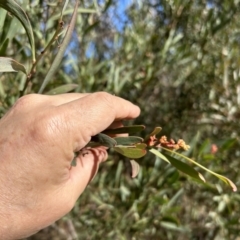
(1, 0), (240, 239)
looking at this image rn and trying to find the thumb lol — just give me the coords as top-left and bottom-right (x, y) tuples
(68, 147), (108, 201)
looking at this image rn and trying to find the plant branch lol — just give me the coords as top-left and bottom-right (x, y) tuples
(20, 0), (72, 96)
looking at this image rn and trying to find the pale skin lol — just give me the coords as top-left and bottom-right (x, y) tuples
(0, 92), (140, 239)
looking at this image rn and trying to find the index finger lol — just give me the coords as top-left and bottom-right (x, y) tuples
(57, 92), (140, 147)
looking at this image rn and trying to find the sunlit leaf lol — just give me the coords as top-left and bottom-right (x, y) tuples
(114, 136), (143, 145)
(160, 146), (237, 192)
(163, 153), (206, 182)
(130, 159), (140, 178)
(0, 8), (7, 33)
(46, 84), (78, 95)
(0, 0), (35, 61)
(160, 221), (188, 231)
(0, 57), (26, 74)
(113, 146), (146, 158)
(149, 148), (170, 163)
(49, 8), (97, 24)
(103, 125), (145, 135)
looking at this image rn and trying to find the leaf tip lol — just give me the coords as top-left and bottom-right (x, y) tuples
(198, 173), (206, 182)
(231, 182), (237, 192)
(130, 159), (140, 178)
(223, 177), (237, 192)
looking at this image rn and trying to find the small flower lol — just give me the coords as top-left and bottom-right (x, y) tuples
(159, 136), (167, 144)
(177, 139), (190, 151)
(157, 136), (190, 151)
(147, 135), (157, 146)
(211, 144), (218, 154)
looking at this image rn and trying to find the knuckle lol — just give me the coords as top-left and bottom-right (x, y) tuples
(13, 94), (39, 111)
(30, 111), (63, 142)
(93, 92), (113, 108)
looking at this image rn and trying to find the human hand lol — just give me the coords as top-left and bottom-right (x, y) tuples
(0, 92), (140, 239)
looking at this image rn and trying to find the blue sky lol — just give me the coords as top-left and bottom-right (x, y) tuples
(109, 0), (132, 31)
(65, 0), (133, 68)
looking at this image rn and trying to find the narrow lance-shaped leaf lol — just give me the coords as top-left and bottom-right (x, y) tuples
(38, 1), (79, 93)
(46, 84), (78, 95)
(163, 153), (205, 182)
(113, 146), (146, 159)
(103, 125), (145, 135)
(160, 146), (237, 192)
(0, 0), (35, 61)
(0, 57), (27, 74)
(0, 38), (9, 55)
(149, 148), (170, 163)
(49, 7), (97, 23)
(150, 148), (205, 183)
(0, 8), (7, 32)
(60, 0), (70, 20)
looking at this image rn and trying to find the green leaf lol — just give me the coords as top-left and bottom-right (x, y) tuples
(160, 221), (188, 232)
(114, 136), (143, 145)
(220, 138), (237, 151)
(130, 159), (140, 178)
(150, 126), (162, 135)
(149, 148), (170, 163)
(49, 8), (97, 24)
(6, 15), (22, 41)
(46, 84), (78, 95)
(0, 8), (7, 30)
(0, 0), (36, 61)
(145, 126), (162, 140)
(113, 146), (146, 158)
(0, 57), (27, 74)
(163, 153), (206, 182)
(90, 133), (117, 148)
(60, 0), (70, 20)
(102, 125), (145, 135)
(135, 143), (147, 149)
(0, 38), (9, 55)
(38, 1), (78, 93)
(160, 146), (237, 192)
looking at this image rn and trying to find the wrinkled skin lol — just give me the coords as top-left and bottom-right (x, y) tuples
(0, 92), (140, 239)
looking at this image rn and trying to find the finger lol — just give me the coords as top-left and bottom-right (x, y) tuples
(107, 121), (128, 137)
(57, 92), (140, 149)
(108, 121), (124, 129)
(46, 93), (90, 106)
(12, 93), (90, 113)
(68, 147), (108, 200)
